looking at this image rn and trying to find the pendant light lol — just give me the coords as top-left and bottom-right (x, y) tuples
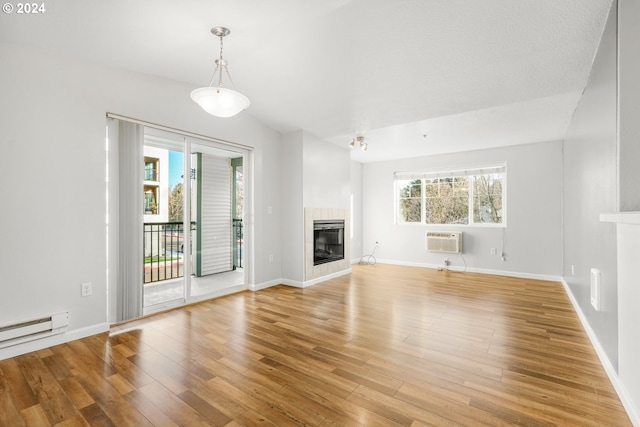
(191, 27), (250, 118)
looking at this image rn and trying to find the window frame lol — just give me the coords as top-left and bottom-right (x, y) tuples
(394, 163), (507, 228)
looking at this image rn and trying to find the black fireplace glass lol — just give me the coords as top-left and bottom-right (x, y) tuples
(313, 220), (345, 266)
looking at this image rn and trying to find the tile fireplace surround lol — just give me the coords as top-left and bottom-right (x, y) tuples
(304, 208), (350, 282)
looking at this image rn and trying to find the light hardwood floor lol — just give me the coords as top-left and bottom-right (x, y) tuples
(0, 264), (632, 426)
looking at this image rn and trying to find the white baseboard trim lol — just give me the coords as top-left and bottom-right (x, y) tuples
(0, 322), (110, 361)
(560, 279), (640, 427)
(279, 278), (306, 288)
(249, 278), (286, 291)
(374, 258), (562, 282)
(251, 268), (353, 291)
(250, 277), (307, 291)
(301, 268), (352, 288)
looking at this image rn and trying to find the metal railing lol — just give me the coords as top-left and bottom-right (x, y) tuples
(143, 222), (195, 284)
(144, 169), (159, 181)
(233, 218), (243, 269)
(144, 219), (243, 283)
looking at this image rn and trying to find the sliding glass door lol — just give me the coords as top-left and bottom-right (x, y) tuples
(140, 130), (247, 313)
(188, 141), (245, 298)
(142, 128), (187, 309)
(108, 115), (251, 321)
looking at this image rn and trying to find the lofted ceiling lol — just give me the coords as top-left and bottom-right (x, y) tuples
(0, 0), (612, 162)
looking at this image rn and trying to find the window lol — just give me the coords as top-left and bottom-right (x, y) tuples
(144, 186), (158, 214)
(144, 157), (159, 181)
(397, 179), (422, 222)
(395, 164), (505, 226)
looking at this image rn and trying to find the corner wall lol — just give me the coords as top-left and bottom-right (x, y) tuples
(563, 1), (640, 423)
(617, 0), (640, 421)
(280, 131), (304, 282)
(278, 132), (353, 285)
(618, 0), (640, 212)
(562, 0), (619, 370)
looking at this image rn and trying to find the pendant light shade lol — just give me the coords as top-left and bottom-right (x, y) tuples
(190, 87), (250, 118)
(191, 27), (250, 118)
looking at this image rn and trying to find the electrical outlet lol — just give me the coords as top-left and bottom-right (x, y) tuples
(490, 248), (497, 255)
(268, 254), (274, 263)
(571, 264), (575, 275)
(81, 282), (92, 297)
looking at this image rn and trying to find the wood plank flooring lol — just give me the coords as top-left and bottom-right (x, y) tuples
(0, 264), (632, 426)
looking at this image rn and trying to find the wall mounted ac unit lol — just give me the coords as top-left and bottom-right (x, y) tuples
(425, 231), (462, 254)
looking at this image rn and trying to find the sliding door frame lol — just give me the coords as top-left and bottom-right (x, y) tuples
(106, 113), (253, 322)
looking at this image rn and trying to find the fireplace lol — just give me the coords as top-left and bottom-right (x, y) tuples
(313, 220), (345, 266)
(305, 208), (349, 281)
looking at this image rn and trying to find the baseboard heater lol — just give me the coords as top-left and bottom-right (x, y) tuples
(0, 312), (69, 349)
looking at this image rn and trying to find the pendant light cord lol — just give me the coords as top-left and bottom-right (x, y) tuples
(217, 34), (224, 88)
(206, 31), (238, 91)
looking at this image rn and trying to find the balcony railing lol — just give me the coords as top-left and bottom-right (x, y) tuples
(233, 218), (243, 269)
(144, 169), (159, 181)
(144, 220), (243, 284)
(144, 222), (194, 284)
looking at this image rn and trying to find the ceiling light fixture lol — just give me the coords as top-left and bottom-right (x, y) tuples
(358, 136), (367, 151)
(349, 136), (367, 151)
(190, 27), (250, 118)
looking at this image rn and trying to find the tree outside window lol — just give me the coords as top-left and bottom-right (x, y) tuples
(168, 183), (183, 222)
(473, 174), (503, 224)
(395, 165), (505, 226)
(397, 179), (422, 223)
(425, 177), (469, 224)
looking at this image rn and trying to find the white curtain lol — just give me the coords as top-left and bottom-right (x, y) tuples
(108, 118), (143, 322)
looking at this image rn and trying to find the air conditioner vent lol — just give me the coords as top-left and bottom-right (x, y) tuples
(426, 231), (462, 254)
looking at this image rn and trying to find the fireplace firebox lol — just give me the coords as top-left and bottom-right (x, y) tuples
(313, 220), (345, 266)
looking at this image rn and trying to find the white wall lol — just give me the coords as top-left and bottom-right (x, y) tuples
(562, 0), (619, 370)
(277, 131), (353, 284)
(280, 131), (304, 282)
(618, 0), (640, 212)
(563, 2), (640, 422)
(611, 219), (640, 425)
(350, 161), (364, 261)
(302, 132), (351, 210)
(362, 141), (563, 277)
(615, 0), (640, 421)
(0, 44), (283, 358)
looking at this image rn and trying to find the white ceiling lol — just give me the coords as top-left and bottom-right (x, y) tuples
(0, 0), (612, 162)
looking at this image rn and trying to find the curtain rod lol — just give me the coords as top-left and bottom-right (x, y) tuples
(394, 162), (506, 178)
(106, 112), (253, 152)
